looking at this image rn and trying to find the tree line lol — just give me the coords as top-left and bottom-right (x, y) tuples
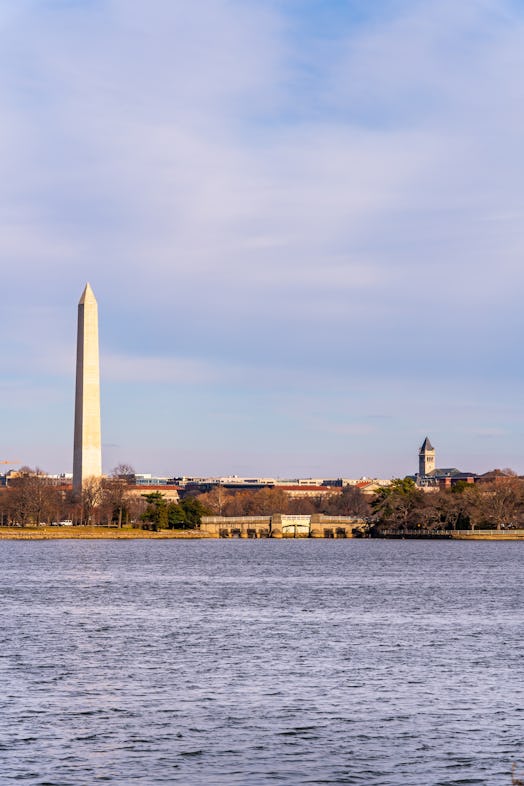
(0, 465), (239, 530)
(1, 467), (523, 533)
(0, 469), (142, 527)
(0, 475), (371, 529)
(370, 475), (524, 534)
(195, 485), (372, 518)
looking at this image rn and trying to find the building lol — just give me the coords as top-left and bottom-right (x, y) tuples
(419, 437), (435, 476)
(416, 437), (477, 488)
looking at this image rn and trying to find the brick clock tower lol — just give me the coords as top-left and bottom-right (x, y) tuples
(419, 437), (435, 476)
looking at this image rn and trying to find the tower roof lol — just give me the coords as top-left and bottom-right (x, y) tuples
(420, 436), (434, 452)
(79, 282), (96, 305)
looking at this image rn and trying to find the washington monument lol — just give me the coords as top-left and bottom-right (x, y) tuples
(73, 283), (102, 494)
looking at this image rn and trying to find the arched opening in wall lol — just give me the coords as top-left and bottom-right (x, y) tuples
(219, 529), (230, 538)
(231, 528), (242, 538)
(336, 528), (347, 538)
(247, 528), (257, 538)
(324, 528), (334, 538)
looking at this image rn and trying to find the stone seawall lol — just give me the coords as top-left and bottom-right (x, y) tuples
(0, 526), (205, 540)
(451, 529), (524, 540)
(200, 514), (363, 538)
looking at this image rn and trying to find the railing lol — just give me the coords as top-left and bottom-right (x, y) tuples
(454, 529), (524, 536)
(201, 516), (271, 524)
(375, 528), (524, 538)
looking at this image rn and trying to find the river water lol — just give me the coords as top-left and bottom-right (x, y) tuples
(0, 539), (522, 785)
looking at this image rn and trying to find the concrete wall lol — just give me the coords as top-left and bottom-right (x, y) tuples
(200, 514), (363, 538)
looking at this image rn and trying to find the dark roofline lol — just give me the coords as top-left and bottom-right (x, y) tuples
(419, 436), (434, 452)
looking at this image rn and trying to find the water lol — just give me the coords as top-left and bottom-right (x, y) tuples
(0, 539), (522, 785)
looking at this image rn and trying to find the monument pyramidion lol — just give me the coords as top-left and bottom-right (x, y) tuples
(73, 283), (102, 495)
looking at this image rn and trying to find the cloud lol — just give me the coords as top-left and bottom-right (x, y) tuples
(3, 0), (524, 473)
(101, 353), (217, 385)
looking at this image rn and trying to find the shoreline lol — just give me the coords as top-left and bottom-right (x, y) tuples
(1, 526), (524, 541)
(0, 526), (207, 540)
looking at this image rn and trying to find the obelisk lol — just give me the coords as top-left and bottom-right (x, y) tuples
(73, 283), (102, 495)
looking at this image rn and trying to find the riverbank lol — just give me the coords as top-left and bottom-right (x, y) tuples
(2, 526), (524, 540)
(373, 529), (524, 540)
(0, 526), (207, 540)
(452, 529), (524, 540)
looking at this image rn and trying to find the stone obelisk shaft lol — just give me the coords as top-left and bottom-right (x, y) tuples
(73, 283), (102, 494)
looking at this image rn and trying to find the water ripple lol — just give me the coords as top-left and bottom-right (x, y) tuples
(0, 540), (522, 784)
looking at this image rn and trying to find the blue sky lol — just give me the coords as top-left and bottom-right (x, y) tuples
(2, 0), (524, 478)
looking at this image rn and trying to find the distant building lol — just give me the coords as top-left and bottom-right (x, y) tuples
(134, 474), (175, 486)
(173, 475), (391, 497)
(416, 437), (477, 488)
(477, 469), (518, 484)
(419, 437), (436, 476)
(357, 479), (393, 496)
(128, 485), (180, 503)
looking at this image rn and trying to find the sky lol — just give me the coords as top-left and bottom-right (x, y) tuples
(2, 0), (524, 479)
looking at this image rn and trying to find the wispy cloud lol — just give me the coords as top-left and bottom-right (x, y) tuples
(101, 353), (217, 385)
(2, 1), (524, 473)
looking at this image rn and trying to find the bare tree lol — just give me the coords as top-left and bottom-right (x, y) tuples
(111, 463), (136, 484)
(80, 477), (104, 525)
(197, 486), (229, 515)
(474, 479), (523, 530)
(323, 486), (371, 517)
(8, 474), (63, 525)
(103, 476), (134, 528)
